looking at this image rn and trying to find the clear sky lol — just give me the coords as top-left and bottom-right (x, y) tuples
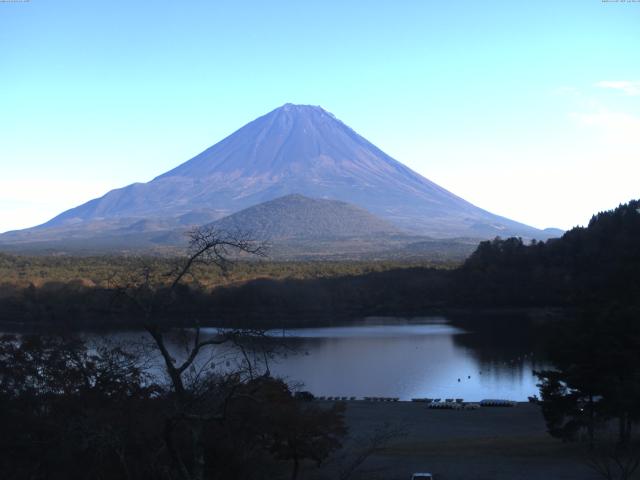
(1, 0), (639, 233)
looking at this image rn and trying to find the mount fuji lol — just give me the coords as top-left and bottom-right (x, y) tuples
(1, 103), (555, 251)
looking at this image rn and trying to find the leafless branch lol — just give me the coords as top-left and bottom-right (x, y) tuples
(169, 226), (267, 293)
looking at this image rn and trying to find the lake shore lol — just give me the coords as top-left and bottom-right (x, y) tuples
(315, 401), (597, 480)
(0, 306), (569, 334)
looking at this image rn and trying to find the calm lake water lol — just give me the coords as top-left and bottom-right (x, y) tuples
(90, 316), (545, 402)
(263, 318), (542, 401)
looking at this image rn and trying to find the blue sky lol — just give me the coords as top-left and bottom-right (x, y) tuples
(1, 0), (639, 233)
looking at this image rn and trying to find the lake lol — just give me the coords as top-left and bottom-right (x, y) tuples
(91, 316), (545, 402)
(263, 318), (543, 401)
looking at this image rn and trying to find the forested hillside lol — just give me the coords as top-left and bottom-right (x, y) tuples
(0, 200), (638, 329)
(456, 199), (640, 307)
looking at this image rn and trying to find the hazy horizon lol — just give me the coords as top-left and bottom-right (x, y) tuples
(1, 1), (639, 234)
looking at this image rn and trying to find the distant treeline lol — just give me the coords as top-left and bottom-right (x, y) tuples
(0, 267), (451, 329)
(1, 200), (639, 329)
(0, 254), (453, 288)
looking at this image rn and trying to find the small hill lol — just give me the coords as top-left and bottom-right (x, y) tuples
(210, 194), (402, 240)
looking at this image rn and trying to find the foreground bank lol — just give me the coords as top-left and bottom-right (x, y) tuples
(312, 401), (599, 480)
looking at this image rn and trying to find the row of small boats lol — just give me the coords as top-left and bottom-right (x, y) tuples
(411, 398), (517, 408)
(313, 396), (517, 406)
(315, 396), (401, 402)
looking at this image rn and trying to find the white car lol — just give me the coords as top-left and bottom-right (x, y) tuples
(411, 474), (433, 480)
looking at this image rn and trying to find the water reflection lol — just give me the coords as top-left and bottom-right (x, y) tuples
(79, 316), (545, 401)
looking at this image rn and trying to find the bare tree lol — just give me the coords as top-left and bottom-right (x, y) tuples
(115, 226), (269, 480)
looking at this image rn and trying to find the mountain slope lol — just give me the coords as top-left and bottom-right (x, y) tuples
(2, 103), (555, 243)
(210, 194), (402, 240)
